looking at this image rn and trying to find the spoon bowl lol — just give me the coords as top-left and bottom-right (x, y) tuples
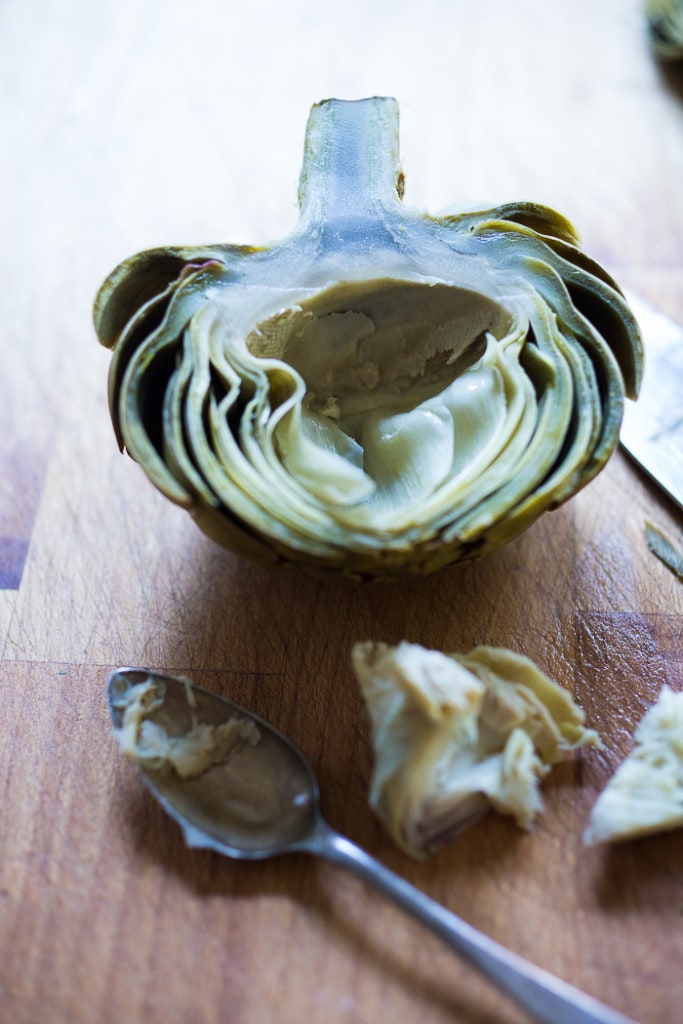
(107, 668), (319, 857)
(107, 668), (637, 1024)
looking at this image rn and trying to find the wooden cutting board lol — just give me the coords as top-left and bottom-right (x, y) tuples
(2, 2), (683, 1022)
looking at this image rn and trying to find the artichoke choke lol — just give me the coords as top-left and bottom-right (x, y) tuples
(352, 640), (599, 856)
(584, 685), (683, 844)
(94, 97), (642, 579)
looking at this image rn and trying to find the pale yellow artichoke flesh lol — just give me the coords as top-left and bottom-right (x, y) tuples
(352, 640), (600, 856)
(94, 97), (643, 579)
(111, 678), (260, 780)
(584, 685), (683, 845)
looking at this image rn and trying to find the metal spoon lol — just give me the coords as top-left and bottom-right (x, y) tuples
(106, 668), (637, 1024)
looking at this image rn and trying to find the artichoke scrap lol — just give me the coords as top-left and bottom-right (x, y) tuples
(112, 676), (260, 780)
(352, 641), (600, 857)
(94, 97), (642, 579)
(584, 685), (683, 845)
(352, 638), (598, 856)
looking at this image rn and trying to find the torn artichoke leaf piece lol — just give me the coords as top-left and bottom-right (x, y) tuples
(583, 685), (683, 845)
(95, 96), (643, 579)
(352, 640), (600, 857)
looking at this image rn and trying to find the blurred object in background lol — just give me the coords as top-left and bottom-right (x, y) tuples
(647, 0), (683, 58)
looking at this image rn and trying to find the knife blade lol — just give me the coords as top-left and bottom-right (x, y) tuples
(619, 290), (683, 513)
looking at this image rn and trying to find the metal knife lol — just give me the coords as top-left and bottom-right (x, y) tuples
(619, 290), (683, 513)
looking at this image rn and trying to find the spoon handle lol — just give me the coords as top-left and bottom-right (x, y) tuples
(308, 825), (637, 1024)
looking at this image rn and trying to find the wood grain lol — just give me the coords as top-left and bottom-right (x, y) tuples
(2, 2), (683, 1022)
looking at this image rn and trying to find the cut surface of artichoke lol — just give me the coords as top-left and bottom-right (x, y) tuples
(583, 685), (683, 845)
(94, 97), (643, 579)
(352, 640), (600, 856)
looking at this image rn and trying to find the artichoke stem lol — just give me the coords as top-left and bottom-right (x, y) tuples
(297, 97), (404, 232)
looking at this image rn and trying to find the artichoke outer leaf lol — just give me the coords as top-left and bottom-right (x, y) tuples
(94, 96), (644, 579)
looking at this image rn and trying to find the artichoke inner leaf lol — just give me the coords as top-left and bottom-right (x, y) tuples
(247, 279), (523, 525)
(161, 327), (218, 506)
(275, 338), (520, 526)
(174, 307), (330, 545)
(445, 301), (577, 543)
(276, 404), (376, 506)
(182, 309), (376, 551)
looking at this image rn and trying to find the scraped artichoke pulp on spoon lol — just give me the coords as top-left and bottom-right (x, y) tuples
(94, 97), (643, 579)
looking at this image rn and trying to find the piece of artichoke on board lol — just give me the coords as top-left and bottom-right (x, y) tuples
(94, 97), (642, 580)
(584, 685), (683, 844)
(352, 640), (600, 856)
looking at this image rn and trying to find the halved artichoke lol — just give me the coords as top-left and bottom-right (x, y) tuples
(646, 0), (683, 58)
(94, 97), (642, 579)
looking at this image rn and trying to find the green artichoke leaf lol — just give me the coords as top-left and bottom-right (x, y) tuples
(94, 97), (643, 579)
(646, 0), (683, 58)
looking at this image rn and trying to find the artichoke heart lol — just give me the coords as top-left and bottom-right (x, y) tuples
(584, 685), (683, 845)
(352, 640), (599, 856)
(94, 97), (642, 579)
